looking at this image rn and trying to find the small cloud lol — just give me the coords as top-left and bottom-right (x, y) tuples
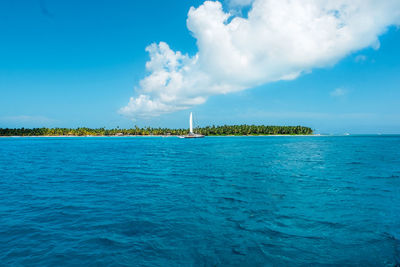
(0, 115), (56, 127)
(355, 55), (367, 63)
(228, 0), (254, 8)
(330, 88), (347, 97)
(242, 111), (376, 120)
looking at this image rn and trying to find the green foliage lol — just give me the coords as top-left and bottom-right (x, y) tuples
(0, 125), (313, 136)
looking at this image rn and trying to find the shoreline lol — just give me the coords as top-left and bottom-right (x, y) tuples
(0, 134), (331, 138)
(1, 134), (397, 138)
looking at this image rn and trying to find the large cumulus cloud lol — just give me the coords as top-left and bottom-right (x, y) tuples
(120, 0), (400, 118)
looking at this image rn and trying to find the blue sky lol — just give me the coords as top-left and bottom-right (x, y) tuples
(0, 0), (399, 133)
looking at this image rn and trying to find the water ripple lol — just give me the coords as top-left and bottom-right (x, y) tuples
(0, 136), (399, 266)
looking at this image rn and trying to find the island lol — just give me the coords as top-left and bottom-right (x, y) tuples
(0, 125), (313, 136)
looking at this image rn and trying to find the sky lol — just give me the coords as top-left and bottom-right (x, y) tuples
(0, 0), (400, 134)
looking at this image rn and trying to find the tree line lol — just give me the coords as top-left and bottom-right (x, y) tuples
(0, 125), (313, 136)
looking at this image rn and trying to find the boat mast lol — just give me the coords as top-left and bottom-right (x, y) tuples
(189, 112), (193, 134)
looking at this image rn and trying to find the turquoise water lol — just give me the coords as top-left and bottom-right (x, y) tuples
(0, 136), (399, 266)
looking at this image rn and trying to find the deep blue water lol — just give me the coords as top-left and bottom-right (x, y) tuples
(0, 136), (400, 266)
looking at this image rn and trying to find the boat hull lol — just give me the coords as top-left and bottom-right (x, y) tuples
(179, 134), (205, 138)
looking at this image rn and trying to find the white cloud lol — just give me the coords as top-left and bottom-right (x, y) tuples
(355, 54), (367, 62)
(0, 115), (54, 123)
(242, 111), (376, 120)
(120, 0), (400, 119)
(0, 115), (56, 127)
(330, 88), (347, 97)
(228, 0), (255, 8)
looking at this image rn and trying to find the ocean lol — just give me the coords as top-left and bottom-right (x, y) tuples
(0, 136), (399, 266)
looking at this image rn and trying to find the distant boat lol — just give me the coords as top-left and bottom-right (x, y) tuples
(179, 112), (204, 138)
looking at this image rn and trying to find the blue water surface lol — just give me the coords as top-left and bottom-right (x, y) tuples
(0, 136), (399, 266)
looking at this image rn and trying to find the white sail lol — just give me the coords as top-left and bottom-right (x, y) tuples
(189, 112), (193, 133)
(179, 112), (204, 138)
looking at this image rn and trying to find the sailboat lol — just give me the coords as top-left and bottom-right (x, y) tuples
(179, 112), (204, 138)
